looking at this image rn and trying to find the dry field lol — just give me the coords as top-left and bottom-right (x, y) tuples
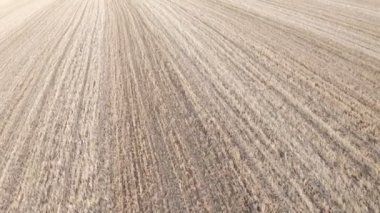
(0, 0), (379, 212)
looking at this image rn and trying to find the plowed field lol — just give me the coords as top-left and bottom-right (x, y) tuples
(0, 0), (379, 211)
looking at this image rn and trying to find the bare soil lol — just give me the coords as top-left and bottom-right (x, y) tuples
(0, 0), (379, 212)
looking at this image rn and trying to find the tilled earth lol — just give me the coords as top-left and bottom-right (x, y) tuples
(0, 0), (379, 212)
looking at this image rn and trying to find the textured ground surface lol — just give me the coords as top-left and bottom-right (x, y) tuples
(0, 0), (379, 212)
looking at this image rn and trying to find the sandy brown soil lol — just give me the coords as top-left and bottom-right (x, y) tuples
(0, 0), (379, 212)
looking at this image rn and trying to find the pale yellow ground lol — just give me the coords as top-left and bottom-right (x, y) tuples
(0, 0), (379, 212)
